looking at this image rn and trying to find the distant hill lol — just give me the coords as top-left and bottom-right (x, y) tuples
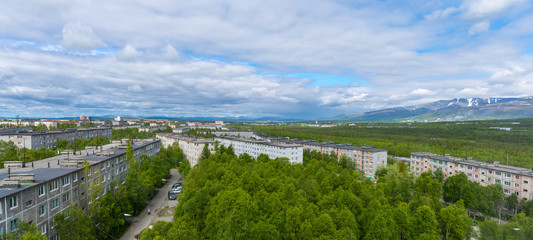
(327, 97), (533, 122)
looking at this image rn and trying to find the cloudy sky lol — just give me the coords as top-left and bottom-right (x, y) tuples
(1, 0), (532, 119)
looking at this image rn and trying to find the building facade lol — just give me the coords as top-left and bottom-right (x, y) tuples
(215, 137), (303, 164)
(0, 139), (160, 239)
(410, 152), (533, 200)
(274, 138), (387, 177)
(0, 127), (112, 149)
(156, 133), (215, 167)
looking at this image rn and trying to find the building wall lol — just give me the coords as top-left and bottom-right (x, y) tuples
(215, 137), (303, 164)
(410, 153), (533, 200)
(0, 140), (160, 239)
(0, 127), (112, 149)
(156, 134), (214, 167)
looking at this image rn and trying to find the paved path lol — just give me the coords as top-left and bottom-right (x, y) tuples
(120, 169), (181, 240)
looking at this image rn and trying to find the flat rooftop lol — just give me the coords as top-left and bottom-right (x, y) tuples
(215, 136), (301, 148)
(0, 139), (158, 198)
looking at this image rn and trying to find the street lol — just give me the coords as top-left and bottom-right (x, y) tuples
(120, 169), (181, 240)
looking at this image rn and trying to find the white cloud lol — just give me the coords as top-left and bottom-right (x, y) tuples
(425, 7), (458, 20)
(117, 44), (141, 61)
(61, 22), (106, 51)
(410, 88), (433, 96)
(162, 44), (180, 61)
(128, 84), (143, 92)
(468, 20), (490, 36)
(462, 0), (525, 19)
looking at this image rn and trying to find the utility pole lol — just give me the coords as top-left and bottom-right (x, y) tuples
(22, 138), (26, 167)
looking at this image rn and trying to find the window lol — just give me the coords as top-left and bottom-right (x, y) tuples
(62, 176), (70, 186)
(467, 166), (472, 170)
(505, 173), (511, 178)
(39, 205), (46, 216)
(525, 180), (529, 184)
(49, 180), (59, 191)
(495, 171), (501, 176)
(73, 173), (78, 182)
(50, 198), (59, 210)
(504, 181), (511, 186)
(73, 188), (79, 197)
(489, 170), (493, 174)
(515, 175), (519, 180)
(467, 173), (472, 177)
(40, 224), (46, 235)
(62, 192), (70, 202)
(515, 183), (519, 188)
(495, 179), (501, 184)
(0, 225), (3, 235)
(0, 202), (2, 214)
(460, 164), (464, 168)
(9, 196), (17, 209)
(475, 175), (478, 178)
(26, 200), (32, 207)
(39, 185), (45, 196)
(10, 219), (18, 232)
(481, 171), (485, 175)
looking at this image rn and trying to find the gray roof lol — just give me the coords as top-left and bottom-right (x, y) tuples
(215, 136), (301, 148)
(275, 138), (386, 152)
(0, 139), (158, 198)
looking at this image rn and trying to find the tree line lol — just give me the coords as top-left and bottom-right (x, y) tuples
(235, 119), (533, 168)
(0, 141), (57, 168)
(141, 147), (485, 240)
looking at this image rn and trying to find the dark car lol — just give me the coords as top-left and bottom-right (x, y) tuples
(172, 183), (182, 188)
(168, 191), (177, 200)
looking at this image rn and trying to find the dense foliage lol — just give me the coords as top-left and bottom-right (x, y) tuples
(141, 148), (474, 240)
(0, 220), (47, 240)
(53, 144), (184, 239)
(112, 127), (172, 140)
(55, 137), (111, 151)
(234, 119), (533, 168)
(0, 141), (57, 168)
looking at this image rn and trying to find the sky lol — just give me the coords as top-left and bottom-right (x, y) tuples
(1, 0), (533, 120)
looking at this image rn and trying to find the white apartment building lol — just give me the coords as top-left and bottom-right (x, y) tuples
(156, 133), (214, 167)
(410, 152), (533, 200)
(215, 136), (303, 164)
(274, 138), (387, 177)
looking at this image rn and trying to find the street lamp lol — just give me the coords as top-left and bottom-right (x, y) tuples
(513, 228), (519, 240)
(124, 213), (133, 240)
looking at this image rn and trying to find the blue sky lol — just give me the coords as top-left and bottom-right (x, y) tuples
(0, 0), (532, 119)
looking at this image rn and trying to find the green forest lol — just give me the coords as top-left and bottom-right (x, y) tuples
(112, 127), (173, 140)
(140, 147), (533, 240)
(233, 119), (533, 168)
(0, 141), (57, 168)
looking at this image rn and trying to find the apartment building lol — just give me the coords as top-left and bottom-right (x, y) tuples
(410, 152), (533, 200)
(0, 139), (160, 239)
(273, 138), (387, 177)
(197, 130), (255, 138)
(215, 136), (303, 164)
(156, 133), (215, 167)
(0, 127), (112, 149)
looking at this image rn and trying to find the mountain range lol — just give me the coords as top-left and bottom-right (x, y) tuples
(327, 97), (533, 122)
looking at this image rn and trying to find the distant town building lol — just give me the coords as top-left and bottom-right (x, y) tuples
(79, 116), (91, 121)
(410, 152), (533, 200)
(274, 138), (387, 177)
(0, 139), (161, 239)
(215, 136), (303, 164)
(197, 130), (256, 138)
(0, 127), (112, 149)
(156, 133), (215, 167)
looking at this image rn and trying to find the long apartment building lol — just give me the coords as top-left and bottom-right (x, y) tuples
(156, 133), (214, 167)
(273, 138), (387, 177)
(215, 136), (303, 164)
(0, 139), (160, 239)
(0, 127), (112, 149)
(410, 152), (533, 200)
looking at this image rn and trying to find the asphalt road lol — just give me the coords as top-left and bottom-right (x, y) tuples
(120, 169), (181, 240)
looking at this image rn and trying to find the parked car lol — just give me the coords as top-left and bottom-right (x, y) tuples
(168, 191), (177, 200)
(172, 183), (182, 188)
